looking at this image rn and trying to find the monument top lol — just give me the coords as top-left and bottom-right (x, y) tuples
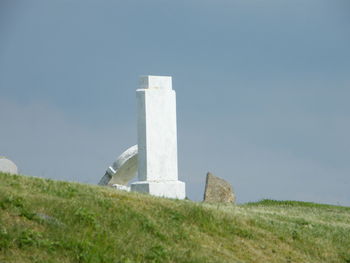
(139, 75), (172, 90)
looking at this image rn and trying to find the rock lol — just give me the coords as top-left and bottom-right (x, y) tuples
(111, 184), (131, 192)
(203, 172), (235, 203)
(0, 157), (18, 175)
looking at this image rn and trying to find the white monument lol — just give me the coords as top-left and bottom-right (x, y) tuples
(130, 76), (185, 199)
(100, 75), (186, 199)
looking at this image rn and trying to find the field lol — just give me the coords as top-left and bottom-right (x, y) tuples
(0, 172), (349, 263)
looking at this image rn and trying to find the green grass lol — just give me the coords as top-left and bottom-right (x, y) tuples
(0, 172), (349, 263)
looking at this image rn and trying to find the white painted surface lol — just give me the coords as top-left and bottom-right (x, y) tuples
(136, 76), (178, 181)
(99, 145), (138, 186)
(111, 184), (131, 192)
(139, 75), (172, 90)
(0, 157), (18, 175)
(131, 75), (186, 199)
(131, 181), (185, 199)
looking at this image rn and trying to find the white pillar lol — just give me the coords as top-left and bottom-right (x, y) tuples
(130, 76), (186, 199)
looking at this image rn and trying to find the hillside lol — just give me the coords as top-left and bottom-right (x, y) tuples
(0, 172), (349, 263)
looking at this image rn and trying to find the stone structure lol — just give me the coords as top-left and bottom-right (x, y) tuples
(203, 172), (235, 203)
(100, 76), (186, 199)
(131, 76), (185, 199)
(99, 145), (138, 188)
(0, 157), (18, 175)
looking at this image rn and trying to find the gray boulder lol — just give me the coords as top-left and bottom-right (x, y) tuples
(203, 172), (235, 203)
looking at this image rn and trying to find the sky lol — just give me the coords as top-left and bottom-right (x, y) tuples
(1, 0), (349, 205)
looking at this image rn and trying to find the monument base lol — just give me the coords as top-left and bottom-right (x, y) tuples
(131, 180), (186, 199)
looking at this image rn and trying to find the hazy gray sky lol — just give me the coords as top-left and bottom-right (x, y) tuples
(1, 0), (349, 205)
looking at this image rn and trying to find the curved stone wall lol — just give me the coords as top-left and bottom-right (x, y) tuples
(99, 145), (138, 186)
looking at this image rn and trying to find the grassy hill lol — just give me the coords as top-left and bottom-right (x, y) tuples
(0, 172), (349, 263)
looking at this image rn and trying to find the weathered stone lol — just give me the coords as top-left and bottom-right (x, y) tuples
(0, 157), (18, 175)
(203, 172), (235, 203)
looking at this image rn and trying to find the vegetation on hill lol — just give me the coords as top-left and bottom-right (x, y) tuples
(0, 172), (349, 263)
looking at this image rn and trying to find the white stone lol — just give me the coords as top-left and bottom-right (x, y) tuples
(0, 157), (18, 175)
(139, 75), (172, 90)
(99, 145), (138, 186)
(131, 75), (186, 199)
(111, 184), (131, 192)
(131, 181), (185, 199)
